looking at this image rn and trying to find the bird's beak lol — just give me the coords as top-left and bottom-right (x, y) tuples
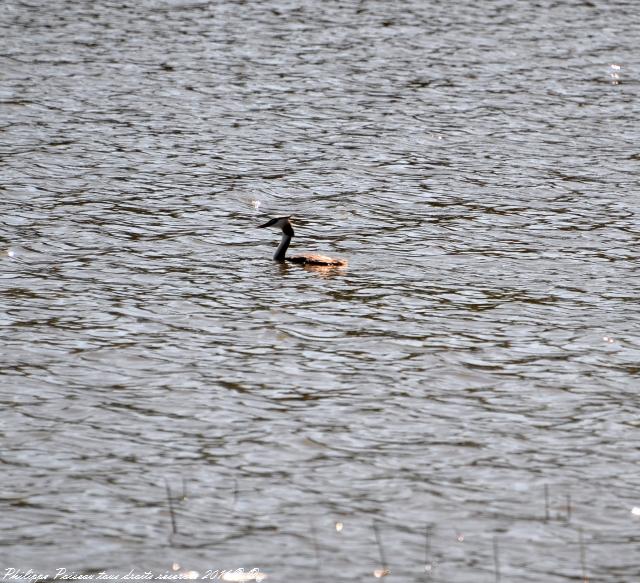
(257, 221), (271, 228)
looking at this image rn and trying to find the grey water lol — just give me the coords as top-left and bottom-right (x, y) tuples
(1, 1), (640, 581)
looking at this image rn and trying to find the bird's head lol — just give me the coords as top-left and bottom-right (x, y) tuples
(257, 216), (294, 236)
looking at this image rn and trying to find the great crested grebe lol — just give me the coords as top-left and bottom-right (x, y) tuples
(258, 216), (347, 267)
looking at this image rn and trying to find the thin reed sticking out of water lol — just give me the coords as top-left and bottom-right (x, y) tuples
(309, 520), (321, 574)
(493, 536), (500, 583)
(544, 484), (550, 522)
(579, 527), (588, 582)
(181, 476), (188, 501)
(372, 519), (389, 577)
(164, 479), (178, 535)
(424, 524), (435, 582)
(233, 478), (239, 507)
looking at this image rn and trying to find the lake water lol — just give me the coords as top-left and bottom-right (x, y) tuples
(2, 1), (640, 581)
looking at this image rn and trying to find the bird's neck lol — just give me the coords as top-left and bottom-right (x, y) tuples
(273, 231), (292, 261)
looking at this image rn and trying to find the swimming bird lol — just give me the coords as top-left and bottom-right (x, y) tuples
(258, 216), (347, 267)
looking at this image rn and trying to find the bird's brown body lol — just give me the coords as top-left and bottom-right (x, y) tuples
(289, 253), (347, 267)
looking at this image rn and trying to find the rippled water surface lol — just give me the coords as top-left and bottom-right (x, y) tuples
(2, 1), (640, 581)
